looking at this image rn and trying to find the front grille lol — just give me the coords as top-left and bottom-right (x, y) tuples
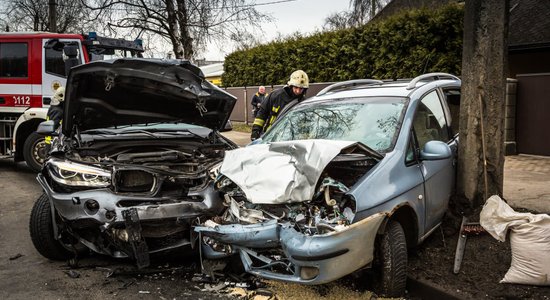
(114, 169), (156, 193)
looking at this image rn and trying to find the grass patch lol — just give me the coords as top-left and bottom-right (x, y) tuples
(231, 121), (252, 133)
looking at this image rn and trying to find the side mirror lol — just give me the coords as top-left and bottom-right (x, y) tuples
(36, 120), (57, 136)
(419, 140), (452, 161)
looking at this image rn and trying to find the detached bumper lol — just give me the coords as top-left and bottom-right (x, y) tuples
(196, 212), (386, 284)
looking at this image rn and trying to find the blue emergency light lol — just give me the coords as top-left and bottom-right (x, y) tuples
(88, 32), (97, 41)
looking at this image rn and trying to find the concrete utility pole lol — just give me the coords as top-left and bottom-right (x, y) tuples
(49, 0), (57, 32)
(457, 0), (509, 208)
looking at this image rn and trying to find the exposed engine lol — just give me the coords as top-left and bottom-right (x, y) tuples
(213, 152), (378, 233)
(49, 138), (229, 197)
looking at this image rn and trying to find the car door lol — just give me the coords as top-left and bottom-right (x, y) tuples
(413, 89), (455, 232)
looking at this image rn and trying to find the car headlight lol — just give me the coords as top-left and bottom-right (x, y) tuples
(47, 159), (111, 187)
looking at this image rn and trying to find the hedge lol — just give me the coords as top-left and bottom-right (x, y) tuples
(222, 3), (463, 87)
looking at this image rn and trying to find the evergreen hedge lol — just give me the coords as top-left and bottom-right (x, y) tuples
(222, 3), (463, 87)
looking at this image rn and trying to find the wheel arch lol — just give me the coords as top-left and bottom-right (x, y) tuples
(14, 118), (45, 161)
(379, 204), (419, 248)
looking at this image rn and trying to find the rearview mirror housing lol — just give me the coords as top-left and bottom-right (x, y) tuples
(420, 140), (452, 161)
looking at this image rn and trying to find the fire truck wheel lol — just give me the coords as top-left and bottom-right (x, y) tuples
(23, 132), (47, 173)
(29, 194), (74, 260)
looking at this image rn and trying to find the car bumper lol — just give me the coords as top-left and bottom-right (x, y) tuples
(196, 212), (386, 284)
(37, 174), (224, 224)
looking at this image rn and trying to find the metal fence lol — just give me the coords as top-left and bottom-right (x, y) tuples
(224, 83), (333, 123)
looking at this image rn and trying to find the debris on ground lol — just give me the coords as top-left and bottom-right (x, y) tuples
(63, 270), (81, 279)
(409, 201), (550, 299)
(118, 279), (137, 290)
(480, 195), (550, 286)
(8, 253), (23, 260)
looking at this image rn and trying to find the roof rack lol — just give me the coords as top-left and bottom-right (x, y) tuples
(406, 73), (460, 90)
(316, 79), (384, 96)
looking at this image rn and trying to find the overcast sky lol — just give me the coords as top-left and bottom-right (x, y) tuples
(203, 0), (352, 60)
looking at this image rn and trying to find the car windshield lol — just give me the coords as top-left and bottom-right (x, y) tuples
(261, 97), (407, 153)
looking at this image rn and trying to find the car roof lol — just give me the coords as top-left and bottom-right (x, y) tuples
(306, 73), (461, 103)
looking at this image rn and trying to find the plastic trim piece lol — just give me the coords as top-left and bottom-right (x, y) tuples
(406, 73), (460, 90)
(316, 79), (384, 96)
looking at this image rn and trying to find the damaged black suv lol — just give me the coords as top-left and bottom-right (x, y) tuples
(29, 59), (237, 268)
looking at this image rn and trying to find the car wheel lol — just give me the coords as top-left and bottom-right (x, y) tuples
(23, 132), (47, 173)
(29, 194), (73, 260)
(375, 220), (407, 297)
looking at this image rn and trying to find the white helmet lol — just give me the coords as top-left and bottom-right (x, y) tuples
(51, 87), (65, 106)
(287, 70), (309, 88)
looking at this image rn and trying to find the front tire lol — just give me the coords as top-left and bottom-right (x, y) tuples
(23, 132), (47, 173)
(375, 220), (408, 297)
(29, 194), (73, 260)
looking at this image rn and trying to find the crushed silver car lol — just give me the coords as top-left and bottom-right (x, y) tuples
(29, 59), (237, 268)
(195, 74), (461, 297)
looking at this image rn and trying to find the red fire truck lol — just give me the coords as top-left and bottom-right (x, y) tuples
(0, 32), (143, 171)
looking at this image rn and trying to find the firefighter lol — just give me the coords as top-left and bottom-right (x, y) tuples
(45, 87), (65, 150)
(251, 70), (309, 140)
(251, 86), (268, 117)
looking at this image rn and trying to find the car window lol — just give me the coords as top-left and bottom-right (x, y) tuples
(405, 136), (416, 165)
(45, 43), (82, 77)
(414, 90), (450, 149)
(443, 89), (461, 136)
(261, 97), (407, 153)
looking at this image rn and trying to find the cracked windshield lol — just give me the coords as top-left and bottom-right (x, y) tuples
(262, 97), (406, 152)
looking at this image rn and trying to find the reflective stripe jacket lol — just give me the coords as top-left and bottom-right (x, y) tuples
(252, 86), (303, 134)
(45, 104), (63, 144)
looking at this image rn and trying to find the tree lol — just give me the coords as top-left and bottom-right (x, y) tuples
(323, 11), (354, 31)
(350, 0), (389, 24)
(0, 0), (90, 33)
(457, 0), (509, 208)
(84, 0), (269, 59)
(323, 0), (389, 30)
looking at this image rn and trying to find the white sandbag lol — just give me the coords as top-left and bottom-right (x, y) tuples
(480, 195), (550, 286)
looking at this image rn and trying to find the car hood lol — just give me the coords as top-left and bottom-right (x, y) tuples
(62, 58), (236, 136)
(219, 139), (381, 204)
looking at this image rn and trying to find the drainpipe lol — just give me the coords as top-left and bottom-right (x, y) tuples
(244, 87), (248, 125)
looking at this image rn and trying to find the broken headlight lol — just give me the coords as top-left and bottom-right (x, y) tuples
(47, 159), (111, 187)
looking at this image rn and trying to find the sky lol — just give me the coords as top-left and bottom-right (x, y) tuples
(202, 0), (352, 61)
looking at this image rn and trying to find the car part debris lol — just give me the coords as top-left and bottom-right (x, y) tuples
(453, 216), (485, 274)
(8, 253), (23, 260)
(63, 270), (81, 278)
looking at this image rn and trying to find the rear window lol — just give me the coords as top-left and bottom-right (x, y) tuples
(0, 43), (28, 78)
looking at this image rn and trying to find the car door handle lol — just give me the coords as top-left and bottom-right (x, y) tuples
(0, 97), (4, 104)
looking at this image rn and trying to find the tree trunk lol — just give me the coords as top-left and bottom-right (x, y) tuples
(457, 0), (509, 208)
(166, 0), (185, 59)
(176, 0), (193, 59)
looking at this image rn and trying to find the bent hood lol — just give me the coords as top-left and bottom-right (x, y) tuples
(220, 139), (370, 204)
(62, 58), (236, 136)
